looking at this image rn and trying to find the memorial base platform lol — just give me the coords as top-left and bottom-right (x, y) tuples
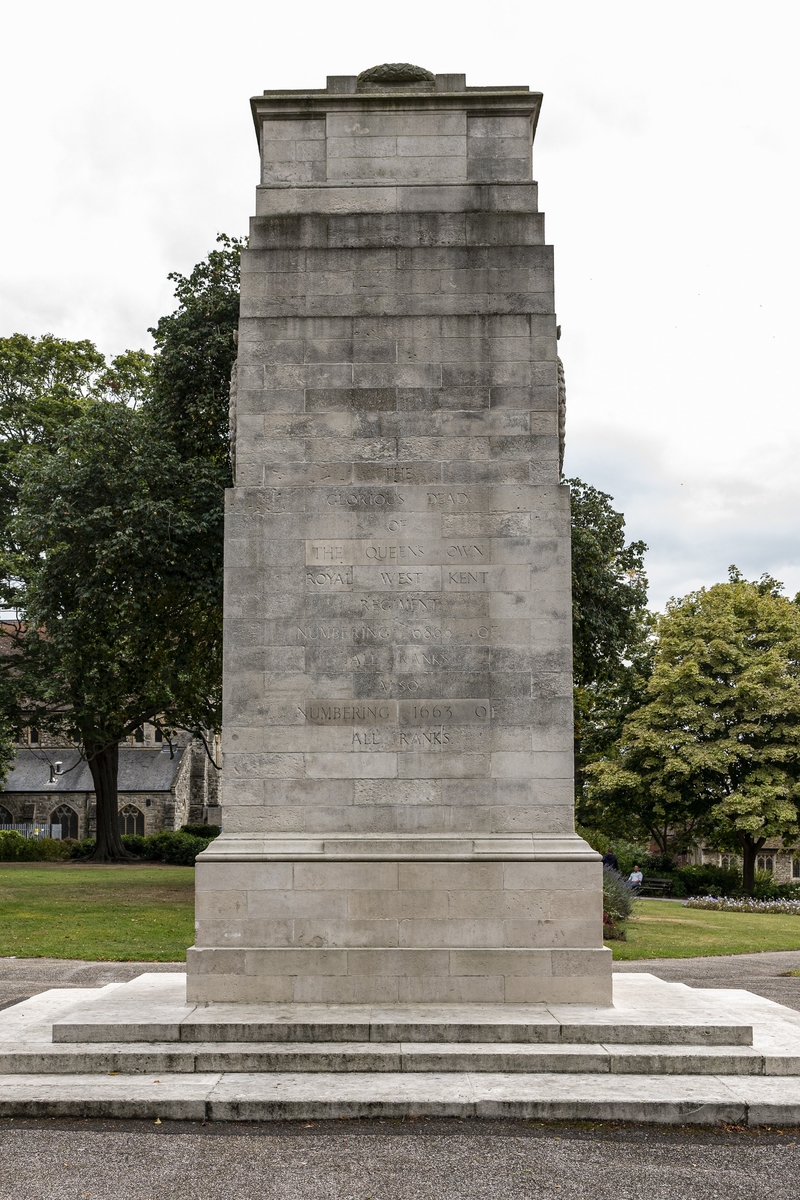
(2, 973), (800, 1124)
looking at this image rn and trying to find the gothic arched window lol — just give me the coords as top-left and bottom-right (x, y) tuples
(0, 805), (13, 826)
(118, 805), (145, 836)
(50, 805), (79, 839)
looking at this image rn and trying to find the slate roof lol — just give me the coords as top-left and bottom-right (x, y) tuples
(1, 747), (186, 794)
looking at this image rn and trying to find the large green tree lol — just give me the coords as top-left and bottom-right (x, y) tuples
(586, 571), (800, 889)
(148, 233), (242, 469)
(569, 478), (650, 691)
(567, 478), (652, 823)
(3, 401), (223, 859)
(0, 334), (151, 592)
(0, 334), (152, 794)
(0, 240), (240, 856)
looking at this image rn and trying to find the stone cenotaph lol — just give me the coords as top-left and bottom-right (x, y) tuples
(187, 64), (611, 1006)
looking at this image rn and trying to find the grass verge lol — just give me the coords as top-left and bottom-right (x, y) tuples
(610, 898), (800, 960)
(0, 863), (194, 961)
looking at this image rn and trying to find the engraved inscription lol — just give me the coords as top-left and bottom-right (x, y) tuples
(348, 568), (445, 591)
(305, 540), (489, 567)
(445, 569), (490, 588)
(394, 648), (453, 669)
(364, 544), (426, 561)
(305, 701), (397, 725)
(307, 544), (347, 564)
(325, 491), (404, 508)
(399, 729), (452, 747)
(296, 625), (393, 642)
(360, 596), (439, 614)
(399, 700), (491, 724)
(294, 619), (498, 644)
(305, 567), (353, 589)
(352, 730), (383, 746)
(426, 491), (471, 508)
(378, 678), (421, 693)
(384, 466), (414, 482)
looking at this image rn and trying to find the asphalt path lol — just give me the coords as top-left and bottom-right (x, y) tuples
(0, 1115), (799, 1200)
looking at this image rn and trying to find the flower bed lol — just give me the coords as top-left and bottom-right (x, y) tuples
(685, 896), (800, 915)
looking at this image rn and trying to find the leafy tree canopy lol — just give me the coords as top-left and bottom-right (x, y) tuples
(0, 238), (241, 851)
(567, 478), (653, 821)
(568, 477), (649, 690)
(148, 234), (243, 469)
(0, 334), (152, 594)
(585, 569), (800, 890)
(2, 401), (223, 858)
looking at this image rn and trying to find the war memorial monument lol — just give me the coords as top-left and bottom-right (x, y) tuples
(3, 67), (800, 1124)
(187, 61), (610, 1007)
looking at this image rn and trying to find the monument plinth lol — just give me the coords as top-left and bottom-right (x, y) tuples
(187, 66), (611, 1005)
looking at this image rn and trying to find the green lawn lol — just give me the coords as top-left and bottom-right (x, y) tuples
(3, 867), (800, 965)
(0, 863), (194, 961)
(610, 898), (800, 960)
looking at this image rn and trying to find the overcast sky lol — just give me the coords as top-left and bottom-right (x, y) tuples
(2, 0), (796, 610)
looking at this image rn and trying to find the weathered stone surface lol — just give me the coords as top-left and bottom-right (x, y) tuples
(189, 70), (609, 1005)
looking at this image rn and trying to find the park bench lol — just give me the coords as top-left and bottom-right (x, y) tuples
(638, 877), (673, 897)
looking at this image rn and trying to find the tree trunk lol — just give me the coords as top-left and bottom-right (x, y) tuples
(739, 834), (766, 896)
(85, 740), (132, 861)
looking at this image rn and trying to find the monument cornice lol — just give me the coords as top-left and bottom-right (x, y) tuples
(250, 89), (543, 145)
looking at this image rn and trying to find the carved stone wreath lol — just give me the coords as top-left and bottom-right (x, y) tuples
(357, 63), (435, 86)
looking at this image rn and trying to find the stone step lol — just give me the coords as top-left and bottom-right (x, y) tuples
(2, 1039), (790, 1076)
(50, 975), (755, 1047)
(2, 1071), (800, 1125)
(54, 1016), (755, 1046)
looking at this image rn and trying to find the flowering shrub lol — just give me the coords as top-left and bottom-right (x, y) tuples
(685, 896), (800, 915)
(603, 868), (634, 938)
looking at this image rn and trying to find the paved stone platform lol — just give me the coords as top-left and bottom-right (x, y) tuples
(616, 949), (800, 1011)
(47, 972), (756, 1047)
(0, 958), (182, 1010)
(2, 973), (800, 1123)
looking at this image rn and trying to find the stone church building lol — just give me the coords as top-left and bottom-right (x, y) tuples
(0, 724), (220, 840)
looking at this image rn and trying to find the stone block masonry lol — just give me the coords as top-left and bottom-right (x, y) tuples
(188, 65), (611, 1004)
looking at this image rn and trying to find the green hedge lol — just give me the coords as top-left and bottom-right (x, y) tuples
(0, 831), (73, 862)
(669, 863), (742, 898)
(69, 827), (219, 865)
